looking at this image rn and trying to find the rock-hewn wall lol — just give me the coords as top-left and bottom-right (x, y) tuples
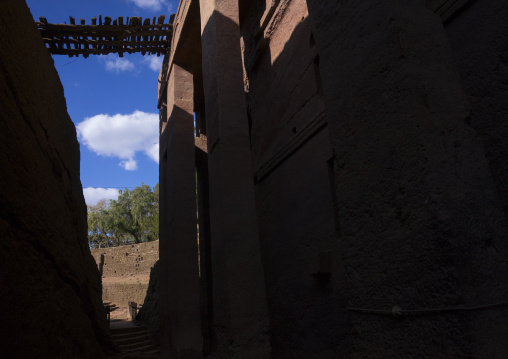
(240, 0), (508, 357)
(91, 241), (159, 307)
(445, 2), (508, 356)
(91, 240), (159, 277)
(302, 0), (508, 358)
(158, 0), (508, 357)
(241, 1), (339, 356)
(137, 260), (160, 345)
(0, 1), (114, 357)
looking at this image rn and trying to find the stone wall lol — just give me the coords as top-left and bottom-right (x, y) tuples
(158, 0), (508, 358)
(445, 2), (508, 356)
(91, 240), (159, 277)
(302, 0), (508, 358)
(91, 241), (159, 307)
(0, 1), (114, 357)
(137, 260), (161, 345)
(240, 1), (339, 356)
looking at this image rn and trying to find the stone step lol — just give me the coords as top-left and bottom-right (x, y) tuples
(111, 325), (148, 336)
(122, 343), (158, 352)
(112, 331), (149, 342)
(109, 321), (158, 357)
(115, 333), (150, 345)
(144, 348), (160, 355)
(119, 339), (155, 351)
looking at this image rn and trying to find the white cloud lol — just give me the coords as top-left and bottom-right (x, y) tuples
(100, 54), (135, 73)
(83, 187), (119, 206)
(120, 158), (138, 171)
(77, 110), (159, 171)
(145, 143), (159, 162)
(143, 55), (164, 72)
(127, 0), (173, 11)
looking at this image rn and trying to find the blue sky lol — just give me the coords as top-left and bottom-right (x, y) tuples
(25, 0), (179, 205)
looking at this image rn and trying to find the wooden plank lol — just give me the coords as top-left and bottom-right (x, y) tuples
(39, 29), (172, 42)
(91, 17), (98, 50)
(46, 46), (169, 56)
(38, 30), (171, 42)
(64, 34), (73, 57)
(143, 18), (151, 55)
(36, 22), (171, 33)
(105, 17), (111, 51)
(37, 15), (174, 57)
(135, 17), (142, 45)
(42, 37), (169, 48)
(157, 15), (165, 45)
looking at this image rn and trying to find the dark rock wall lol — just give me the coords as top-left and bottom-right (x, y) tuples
(137, 260), (160, 346)
(240, 0), (508, 358)
(0, 1), (114, 357)
(445, 1), (508, 356)
(303, 0), (508, 358)
(446, 0), (508, 230)
(240, 0), (348, 356)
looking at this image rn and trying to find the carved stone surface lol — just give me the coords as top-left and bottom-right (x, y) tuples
(90, 241), (159, 309)
(137, 260), (161, 345)
(0, 1), (114, 357)
(158, 0), (508, 358)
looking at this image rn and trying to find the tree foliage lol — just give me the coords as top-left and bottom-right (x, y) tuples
(87, 183), (159, 248)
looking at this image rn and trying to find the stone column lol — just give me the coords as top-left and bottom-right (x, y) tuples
(199, 1), (271, 357)
(159, 63), (202, 358)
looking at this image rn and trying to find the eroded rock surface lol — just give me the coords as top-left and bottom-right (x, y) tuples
(0, 1), (114, 357)
(137, 260), (160, 346)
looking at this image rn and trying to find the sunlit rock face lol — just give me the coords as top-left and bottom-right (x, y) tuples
(0, 1), (114, 357)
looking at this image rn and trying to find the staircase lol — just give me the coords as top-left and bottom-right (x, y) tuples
(110, 324), (160, 358)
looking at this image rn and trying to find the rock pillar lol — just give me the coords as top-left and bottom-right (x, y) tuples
(199, 0), (271, 357)
(159, 63), (202, 358)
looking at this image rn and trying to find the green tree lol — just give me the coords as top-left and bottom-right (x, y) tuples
(87, 199), (112, 248)
(87, 183), (159, 247)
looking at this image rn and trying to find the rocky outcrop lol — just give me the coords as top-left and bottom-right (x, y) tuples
(0, 1), (114, 357)
(137, 260), (160, 346)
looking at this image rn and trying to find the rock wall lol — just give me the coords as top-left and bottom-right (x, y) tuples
(0, 1), (114, 358)
(137, 260), (161, 345)
(303, 0), (508, 358)
(241, 1), (340, 356)
(445, 1), (508, 356)
(91, 240), (159, 277)
(242, 0), (508, 357)
(91, 241), (159, 307)
(158, 0), (508, 357)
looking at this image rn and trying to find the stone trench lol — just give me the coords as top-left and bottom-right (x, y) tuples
(2, 0), (508, 358)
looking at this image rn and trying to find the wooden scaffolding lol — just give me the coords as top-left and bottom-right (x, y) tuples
(36, 15), (174, 58)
